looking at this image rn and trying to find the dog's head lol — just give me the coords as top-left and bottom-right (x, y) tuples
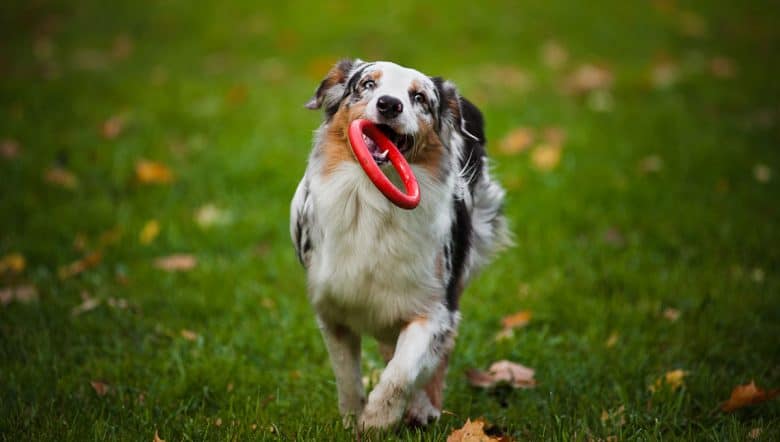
(306, 60), (482, 175)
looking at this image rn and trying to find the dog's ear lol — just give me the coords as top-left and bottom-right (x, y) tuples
(305, 59), (358, 113)
(432, 77), (483, 143)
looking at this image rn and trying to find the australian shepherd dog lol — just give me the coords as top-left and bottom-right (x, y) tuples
(290, 59), (510, 430)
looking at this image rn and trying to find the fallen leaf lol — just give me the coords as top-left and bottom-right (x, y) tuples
(90, 380), (109, 396)
(447, 418), (512, 442)
(44, 166), (79, 189)
(99, 226), (123, 247)
(195, 204), (232, 228)
(662, 307), (680, 321)
(0, 285), (38, 305)
(0, 253), (25, 274)
(498, 128), (534, 155)
(215, 418), (222, 427)
(180, 329), (198, 341)
(531, 144), (562, 171)
(541, 40), (568, 70)
(476, 64), (533, 92)
(542, 126), (566, 146)
(638, 155), (664, 174)
(71, 291), (100, 316)
(710, 57), (736, 79)
(154, 254), (196, 271)
(650, 58), (680, 89)
(227, 383), (234, 392)
(752, 268), (765, 283)
(135, 160), (173, 184)
(111, 34), (133, 60)
(650, 369), (687, 393)
(58, 251), (102, 279)
(721, 381), (779, 412)
(153, 430), (165, 442)
(749, 428), (762, 439)
(563, 64), (613, 95)
(603, 227), (625, 247)
(753, 164), (771, 183)
(600, 405), (625, 426)
(225, 84), (249, 106)
(101, 115), (125, 139)
(466, 360), (536, 389)
(0, 139), (20, 159)
(501, 311), (532, 329)
(139, 220), (160, 245)
(605, 332), (619, 348)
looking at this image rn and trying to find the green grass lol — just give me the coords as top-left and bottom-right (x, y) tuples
(1, 0), (779, 440)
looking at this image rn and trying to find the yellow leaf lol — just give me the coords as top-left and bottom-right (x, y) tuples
(605, 332), (619, 348)
(650, 369), (687, 393)
(531, 144), (562, 171)
(136, 160), (173, 184)
(447, 418), (508, 442)
(58, 251), (102, 279)
(139, 220), (160, 245)
(498, 128), (534, 155)
(0, 253), (25, 274)
(180, 329), (198, 341)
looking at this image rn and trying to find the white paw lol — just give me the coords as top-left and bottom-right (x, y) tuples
(358, 384), (406, 430)
(405, 390), (440, 426)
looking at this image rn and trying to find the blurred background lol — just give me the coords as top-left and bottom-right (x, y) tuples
(1, 0), (778, 440)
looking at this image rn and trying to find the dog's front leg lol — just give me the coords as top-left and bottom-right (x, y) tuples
(359, 305), (456, 430)
(317, 317), (365, 427)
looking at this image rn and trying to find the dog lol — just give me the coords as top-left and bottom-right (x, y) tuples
(290, 59), (510, 430)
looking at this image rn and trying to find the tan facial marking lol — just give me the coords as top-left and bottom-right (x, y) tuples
(370, 70), (383, 81)
(321, 102), (368, 176)
(410, 117), (446, 180)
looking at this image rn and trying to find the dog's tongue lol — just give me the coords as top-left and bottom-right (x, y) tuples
(347, 119), (420, 210)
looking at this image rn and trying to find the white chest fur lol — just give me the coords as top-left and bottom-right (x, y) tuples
(307, 162), (452, 337)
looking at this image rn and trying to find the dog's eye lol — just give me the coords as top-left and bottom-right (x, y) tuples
(363, 79), (376, 90)
(413, 92), (426, 104)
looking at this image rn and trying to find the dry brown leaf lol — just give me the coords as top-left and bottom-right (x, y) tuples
(753, 164), (771, 183)
(180, 329), (198, 341)
(153, 430), (166, 442)
(214, 418), (223, 427)
(721, 381), (779, 412)
(44, 166), (79, 189)
(154, 254), (197, 271)
(0, 253), (25, 274)
(466, 360), (536, 389)
(447, 418), (504, 442)
(90, 380), (109, 396)
(650, 59), (680, 89)
(749, 428), (762, 439)
(139, 220), (160, 245)
(710, 57), (736, 79)
(58, 251), (102, 279)
(0, 139), (20, 159)
(501, 311), (532, 329)
(541, 40), (568, 70)
(101, 115), (125, 140)
(662, 308), (680, 321)
(71, 291), (101, 316)
(542, 126), (566, 146)
(638, 155), (664, 174)
(111, 34), (134, 60)
(531, 144), (562, 171)
(498, 128), (534, 155)
(649, 369), (687, 393)
(563, 64), (613, 95)
(136, 160), (173, 184)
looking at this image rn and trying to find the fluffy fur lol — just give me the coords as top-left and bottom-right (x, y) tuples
(290, 60), (510, 430)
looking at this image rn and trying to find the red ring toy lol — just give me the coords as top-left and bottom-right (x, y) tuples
(347, 119), (420, 210)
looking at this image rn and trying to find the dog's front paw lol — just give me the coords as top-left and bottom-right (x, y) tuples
(358, 384), (406, 430)
(405, 390), (440, 427)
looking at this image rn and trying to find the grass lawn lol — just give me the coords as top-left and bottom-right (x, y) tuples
(1, 0), (778, 440)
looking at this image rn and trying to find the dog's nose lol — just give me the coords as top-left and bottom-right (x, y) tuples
(376, 96), (403, 118)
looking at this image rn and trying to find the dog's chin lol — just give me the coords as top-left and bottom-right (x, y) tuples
(358, 120), (415, 166)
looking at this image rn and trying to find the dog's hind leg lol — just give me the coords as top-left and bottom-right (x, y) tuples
(359, 305), (458, 430)
(317, 318), (365, 427)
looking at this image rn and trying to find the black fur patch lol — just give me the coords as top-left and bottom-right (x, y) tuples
(458, 98), (486, 191)
(445, 198), (472, 311)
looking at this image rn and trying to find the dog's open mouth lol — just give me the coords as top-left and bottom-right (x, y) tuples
(361, 124), (413, 166)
